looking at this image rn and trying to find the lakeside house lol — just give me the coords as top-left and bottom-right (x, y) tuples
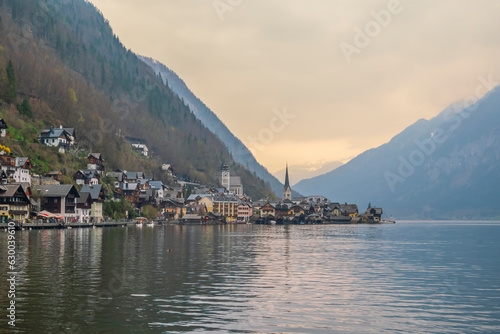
(80, 184), (105, 223)
(0, 184), (30, 223)
(76, 192), (92, 223)
(34, 184), (80, 223)
(212, 194), (239, 222)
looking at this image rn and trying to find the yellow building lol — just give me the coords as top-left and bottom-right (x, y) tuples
(0, 184), (30, 223)
(213, 195), (239, 222)
(199, 196), (214, 213)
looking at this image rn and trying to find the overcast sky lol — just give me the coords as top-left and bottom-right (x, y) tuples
(89, 0), (500, 172)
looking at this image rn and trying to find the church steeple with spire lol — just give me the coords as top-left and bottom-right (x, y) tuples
(283, 163), (292, 201)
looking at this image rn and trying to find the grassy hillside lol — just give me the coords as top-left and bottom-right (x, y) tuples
(0, 0), (275, 199)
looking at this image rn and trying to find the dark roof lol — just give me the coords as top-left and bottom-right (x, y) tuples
(80, 184), (103, 200)
(34, 184), (79, 198)
(39, 128), (68, 139)
(0, 118), (7, 129)
(125, 171), (144, 180)
(77, 192), (91, 204)
(74, 170), (100, 182)
(370, 208), (383, 215)
(213, 194), (239, 203)
(0, 184), (27, 198)
(62, 127), (75, 137)
(339, 204), (358, 214)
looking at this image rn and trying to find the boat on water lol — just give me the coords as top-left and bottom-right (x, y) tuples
(136, 217), (148, 226)
(380, 217), (396, 224)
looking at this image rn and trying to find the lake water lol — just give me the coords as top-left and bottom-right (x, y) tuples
(1, 222), (500, 333)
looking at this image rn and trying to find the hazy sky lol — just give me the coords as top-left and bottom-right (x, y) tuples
(90, 0), (500, 173)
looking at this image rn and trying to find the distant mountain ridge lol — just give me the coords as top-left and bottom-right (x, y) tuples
(295, 86), (500, 219)
(140, 56), (300, 198)
(273, 161), (344, 185)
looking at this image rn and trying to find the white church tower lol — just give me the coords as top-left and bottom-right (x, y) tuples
(221, 163), (231, 191)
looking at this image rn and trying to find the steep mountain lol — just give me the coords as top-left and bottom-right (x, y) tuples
(295, 87), (500, 219)
(140, 56), (300, 198)
(0, 0), (274, 199)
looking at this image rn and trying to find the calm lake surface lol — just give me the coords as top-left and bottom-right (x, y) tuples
(1, 222), (500, 333)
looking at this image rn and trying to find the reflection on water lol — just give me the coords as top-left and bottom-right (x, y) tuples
(1, 222), (500, 333)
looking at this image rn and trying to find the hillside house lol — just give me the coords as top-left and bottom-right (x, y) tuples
(39, 126), (75, 149)
(148, 181), (164, 200)
(74, 169), (100, 185)
(0, 119), (7, 137)
(162, 164), (174, 176)
(87, 153), (105, 172)
(0, 155), (32, 184)
(124, 171), (145, 183)
(131, 143), (149, 157)
(46, 171), (63, 182)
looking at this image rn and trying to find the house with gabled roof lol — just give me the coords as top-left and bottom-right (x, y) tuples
(148, 180), (164, 199)
(76, 192), (92, 223)
(81, 184), (105, 222)
(39, 127), (72, 147)
(33, 184), (80, 223)
(87, 153), (104, 172)
(338, 203), (359, 218)
(73, 169), (100, 185)
(0, 155), (31, 184)
(0, 184), (30, 223)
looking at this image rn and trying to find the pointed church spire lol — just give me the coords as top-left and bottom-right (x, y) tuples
(283, 163), (292, 201)
(284, 163), (290, 189)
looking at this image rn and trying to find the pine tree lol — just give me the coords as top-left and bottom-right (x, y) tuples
(5, 60), (16, 103)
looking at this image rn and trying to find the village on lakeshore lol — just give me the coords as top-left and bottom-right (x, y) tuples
(0, 118), (388, 229)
